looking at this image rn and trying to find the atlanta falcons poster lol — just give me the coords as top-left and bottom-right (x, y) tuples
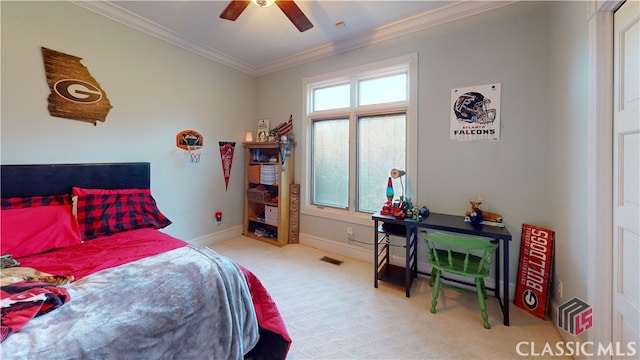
(450, 83), (501, 141)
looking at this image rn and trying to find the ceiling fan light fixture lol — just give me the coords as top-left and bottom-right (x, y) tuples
(221, 0), (313, 32)
(252, 0), (275, 8)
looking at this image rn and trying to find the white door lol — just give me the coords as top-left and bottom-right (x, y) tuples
(613, 0), (640, 355)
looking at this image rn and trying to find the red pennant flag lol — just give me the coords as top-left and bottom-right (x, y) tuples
(219, 142), (236, 190)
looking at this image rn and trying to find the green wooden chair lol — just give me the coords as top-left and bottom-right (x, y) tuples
(420, 231), (498, 329)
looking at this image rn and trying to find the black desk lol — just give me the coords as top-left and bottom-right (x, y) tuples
(372, 211), (512, 326)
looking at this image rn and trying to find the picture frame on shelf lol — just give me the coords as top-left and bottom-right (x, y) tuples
(257, 118), (270, 142)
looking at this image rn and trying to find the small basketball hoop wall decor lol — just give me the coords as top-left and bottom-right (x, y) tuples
(176, 129), (204, 164)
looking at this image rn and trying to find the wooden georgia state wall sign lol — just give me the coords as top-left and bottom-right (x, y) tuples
(41, 47), (112, 125)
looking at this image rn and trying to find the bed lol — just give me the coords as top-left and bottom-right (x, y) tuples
(0, 162), (291, 359)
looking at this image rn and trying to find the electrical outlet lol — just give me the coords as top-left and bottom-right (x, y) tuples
(347, 227), (354, 241)
(557, 279), (563, 299)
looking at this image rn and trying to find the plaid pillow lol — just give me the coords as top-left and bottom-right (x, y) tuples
(1, 194), (71, 209)
(72, 187), (171, 240)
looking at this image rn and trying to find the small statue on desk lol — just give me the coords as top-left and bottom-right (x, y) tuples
(465, 197), (503, 225)
(407, 205), (430, 222)
(391, 198), (406, 219)
(380, 201), (392, 215)
(419, 205), (430, 219)
(380, 197), (410, 219)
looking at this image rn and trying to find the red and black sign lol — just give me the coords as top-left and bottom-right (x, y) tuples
(514, 224), (554, 320)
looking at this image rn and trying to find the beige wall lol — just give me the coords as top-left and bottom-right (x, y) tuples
(1, 1), (258, 240)
(547, 0), (590, 342)
(2, 0), (594, 337)
(257, 1), (555, 296)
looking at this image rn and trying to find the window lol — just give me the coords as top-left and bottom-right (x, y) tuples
(312, 118), (349, 208)
(357, 113), (406, 212)
(358, 73), (407, 106)
(302, 54), (417, 224)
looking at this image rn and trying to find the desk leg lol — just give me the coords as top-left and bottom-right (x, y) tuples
(494, 243), (500, 299)
(374, 219), (379, 289)
(503, 239), (510, 326)
(412, 227), (418, 283)
(404, 227), (411, 298)
(494, 238), (510, 326)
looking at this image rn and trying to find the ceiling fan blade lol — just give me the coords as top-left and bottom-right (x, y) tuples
(275, 0), (313, 32)
(220, 0), (251, 21)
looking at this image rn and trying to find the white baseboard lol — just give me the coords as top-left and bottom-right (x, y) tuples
(188, 225), (243, 247)
(299, 233), (372, 262)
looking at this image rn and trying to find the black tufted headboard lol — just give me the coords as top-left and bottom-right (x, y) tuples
(1, 163), (151, 198)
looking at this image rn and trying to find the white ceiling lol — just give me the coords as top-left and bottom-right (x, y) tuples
(75, 1), (512, 76)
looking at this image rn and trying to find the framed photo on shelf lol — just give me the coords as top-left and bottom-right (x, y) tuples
(257, 118), (270, 142)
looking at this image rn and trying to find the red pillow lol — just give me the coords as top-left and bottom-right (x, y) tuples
(1, 204), (83, 258)
(1, 194), (71, 209)
(72, 187), (172, 240)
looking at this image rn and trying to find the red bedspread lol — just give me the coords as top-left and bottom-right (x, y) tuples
(11, 229), (291, 357)
(15, 228), (187, 280)
(240, 265), (292, 359)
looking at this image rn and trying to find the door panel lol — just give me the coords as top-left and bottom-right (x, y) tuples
(613, 0), (640, 354)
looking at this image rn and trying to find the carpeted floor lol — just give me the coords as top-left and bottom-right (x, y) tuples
(209, 236), (568, 360)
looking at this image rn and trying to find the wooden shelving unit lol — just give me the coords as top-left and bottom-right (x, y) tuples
(243, 141), (294, 247)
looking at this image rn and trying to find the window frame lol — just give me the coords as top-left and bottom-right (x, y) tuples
(300, 53), (418, 226)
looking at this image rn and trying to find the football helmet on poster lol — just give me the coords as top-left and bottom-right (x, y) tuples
(453, 92), (496, 124)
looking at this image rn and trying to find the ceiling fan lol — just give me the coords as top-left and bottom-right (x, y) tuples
(220, 0), (314, 33)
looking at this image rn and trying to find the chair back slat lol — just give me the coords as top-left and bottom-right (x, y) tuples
(420, 230), (498, 329)
(463, 251), (470, 272)
(421, 231), (498, 277)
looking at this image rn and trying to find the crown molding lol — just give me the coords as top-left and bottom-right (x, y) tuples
(71, 0), (256, 75)
(257, 1), (515, 75)
(72, 0), (515, 77)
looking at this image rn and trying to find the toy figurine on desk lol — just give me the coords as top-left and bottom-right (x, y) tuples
(380, 191), (409, 218)
(413, 206), (430, 222)
(380, 198), (407, 219)
(380, 195), (429, 221)
(381, 177), (396, 216)
(464, 197), (504, 227)
(381, 175), (429, 220)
